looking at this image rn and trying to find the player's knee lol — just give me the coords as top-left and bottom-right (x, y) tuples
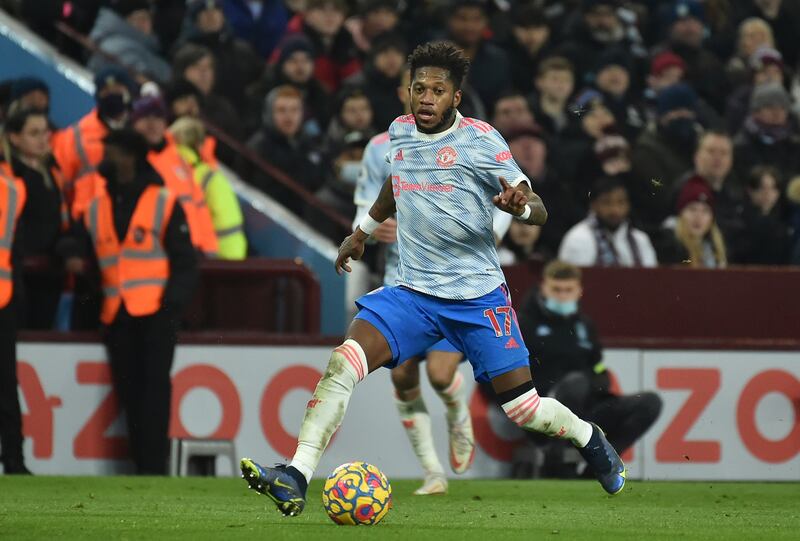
(426, 363), (455, 391)
(391, 360), (420, 391)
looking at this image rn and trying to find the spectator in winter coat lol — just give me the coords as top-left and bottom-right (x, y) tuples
(242, 85), (323, 216)
(725, 47), (786, 134)
(343, 32), (406, 131)
(247, 34), (332, 138)
(734, 83), (800, 181)
(222, 0), (290, 58)
(591, 48), (645, 142)
(501, 4), (554, 95)
(527, 57), (578, 140)
(324, 88), (376, 155)
(658, 177), (727, 268)
(345, 0), (401, 54)
(177, 0), (263, 115)
(559, 177), (657, 268)
(631, 83), (701, 232)
(737, 165), (791, 265)
(725, 17), (775, 91)
(88, 1), (172, 84)
(276, 0), (362, 93)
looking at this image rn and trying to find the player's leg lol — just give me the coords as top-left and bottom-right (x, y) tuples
(391, 358), (448, 495)
(426, 347), (475, 474)
(242, 286), (441, 515)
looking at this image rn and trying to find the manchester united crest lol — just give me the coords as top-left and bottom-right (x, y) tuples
(436, 146), (457, 168)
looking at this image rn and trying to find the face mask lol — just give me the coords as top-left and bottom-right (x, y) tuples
(338, 161), (361, 185)
(97, 93), (130, 123)
(97, 159), (118, 184)
(661, 117), (698, 147)
(544, 297), (578, 317)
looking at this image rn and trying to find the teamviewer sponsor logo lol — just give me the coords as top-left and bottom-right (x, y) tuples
(396, 180), (454, 193)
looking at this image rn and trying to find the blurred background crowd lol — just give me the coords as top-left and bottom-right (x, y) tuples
(1, 0), (800, 329)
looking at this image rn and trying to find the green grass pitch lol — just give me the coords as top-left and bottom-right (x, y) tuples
(1, 477), (798, 540)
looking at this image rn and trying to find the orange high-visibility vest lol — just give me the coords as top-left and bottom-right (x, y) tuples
(84, 184), (176, 324)
(70, 171), (104, 221)
(149, 136), (218, 256)
(0, 164), (27, 309)
(199, 135), (218, 169)
(52, 109), (107, 186)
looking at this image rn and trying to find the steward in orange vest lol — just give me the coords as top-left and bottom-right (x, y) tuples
(51, 67), (136, 203)
(63, 129), (197, 475)
(130, 96), (219, 257)
(4, 108), (71, 330)
(0, 159), (30, 474)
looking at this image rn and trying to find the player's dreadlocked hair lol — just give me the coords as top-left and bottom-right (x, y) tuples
(408, 41), (470, 89)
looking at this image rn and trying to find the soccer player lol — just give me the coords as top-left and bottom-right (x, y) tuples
(241, 42), (625, 516)
(354, 68), (512, 495)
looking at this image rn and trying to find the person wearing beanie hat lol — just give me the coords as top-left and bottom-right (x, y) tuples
(559, 175), (657, 268)
(724, 46), (785, 133)
(631, 83), (701, 232)
(126, 93), (218, 258)
(60, 125), (198, 475)
(176, 0), (261, 116)
(341, 31), (406, 130)
(87, 1), (171, 84)
(734, 81), (800, 183)
(658, 175), (727, 268)
(245, 33), (331, 138)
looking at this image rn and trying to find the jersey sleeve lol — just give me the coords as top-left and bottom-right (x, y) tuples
(473, 129), (530, 189)
(353, 135), (391, 229)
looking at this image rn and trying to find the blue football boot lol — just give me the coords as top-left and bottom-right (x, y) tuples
(578, 423), (626, 495)
(240, 458), (307, 516)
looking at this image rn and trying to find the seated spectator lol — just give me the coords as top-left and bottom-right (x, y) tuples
(787, 177), (800, 264)
(324, 88), (375, 153)
(247, 34), (332, 138)
(170, 117), (247, 260)
(172, 43), (242, 162)
(734, 83), (800, 180)
(674, 132), (745, 257)
(501, 4), (553, 95)
(242, 85), (323, 216)
(222, 0), (290, 59)
(88, 0), (171, 84)
(726, 17), (775, 90)
(52, 67), (137, 189)
(658, 177), (727, 268)
(737, 165), (791, 265)
(742, 0), (800, 69)
(278, 0), (361, 93)
(592, 48), (645, 142)
(559, 177), (657, 268)
(130, 95), (218, 257)
(506, 125), (580, 254)
(527, 56), (577, 139)
(559, 0), (645, 86)
(497, 222), (545, 266)
(631, 83), (700, 230)
(305, 130), (367, 242)
(346, 0), (401, 54)
(655, 0), (727, 113)
(177, 0), (262, 115)
(444, 0), (512, 112)
(517, 260), (662, 477)
(343, 31), (406, 131)
(3, 108), (68, 329)
(725, 47), (785, 134)
(491, 92), (535, 137)
(643, 52), (721, 129)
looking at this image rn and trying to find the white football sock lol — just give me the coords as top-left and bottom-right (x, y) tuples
(435, 371), (469, 424)
(395, 390), (446, 476)
(502, 388), (592, 447)
(290, 339), (368, 482)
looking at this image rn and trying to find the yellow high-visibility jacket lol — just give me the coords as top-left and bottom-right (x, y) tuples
(178, 146), (247, 260)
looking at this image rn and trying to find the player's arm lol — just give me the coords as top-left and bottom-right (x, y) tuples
(336, 175), (396, 274)
(493, 177), (548, 226)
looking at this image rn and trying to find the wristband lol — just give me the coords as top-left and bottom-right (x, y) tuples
(358, 214), (382, 235)
(516, 205), (532, 221)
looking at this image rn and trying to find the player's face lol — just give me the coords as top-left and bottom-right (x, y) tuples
(542, 277), (582, 304)
(409, 67), (462, 134)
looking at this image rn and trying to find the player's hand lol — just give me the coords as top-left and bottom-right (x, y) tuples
(493, 177), (528, 216)
(372, 218), (397, 244)
(335, 230), (368, 274)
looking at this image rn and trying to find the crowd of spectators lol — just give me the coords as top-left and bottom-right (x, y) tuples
(3, 0), (800, 284)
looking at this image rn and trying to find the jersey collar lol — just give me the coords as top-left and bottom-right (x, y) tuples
(414, 110), (463, 141)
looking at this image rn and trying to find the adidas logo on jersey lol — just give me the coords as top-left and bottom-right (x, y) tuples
(394, 149), (404, 161)
(504, 337), (520, 349)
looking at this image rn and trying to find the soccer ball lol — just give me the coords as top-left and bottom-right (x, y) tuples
(321, 461), (392, 525)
